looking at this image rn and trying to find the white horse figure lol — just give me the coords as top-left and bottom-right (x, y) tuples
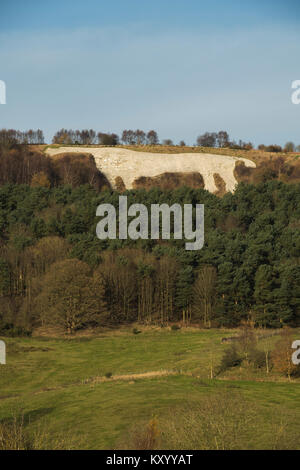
(0, 340), (6, 364)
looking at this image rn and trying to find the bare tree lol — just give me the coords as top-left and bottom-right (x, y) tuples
(193, 265), (217, 327)
(284, 142), (295, 153)
(197, 132), (216, 147)
(216, 131), (230, 148)
(135, 129), (146, 145)
(162, 139), (173, 146)
(147, 130), (159, 145)
(122, 129), (135, 145)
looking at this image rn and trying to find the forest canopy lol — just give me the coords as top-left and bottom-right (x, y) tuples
(0, 175), (299, 333)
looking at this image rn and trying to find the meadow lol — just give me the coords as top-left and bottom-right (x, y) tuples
(0, 327), (299, 449)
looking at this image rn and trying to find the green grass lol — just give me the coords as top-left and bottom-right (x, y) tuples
(0, 328), (299, 449)
(0, 328), (230, 395)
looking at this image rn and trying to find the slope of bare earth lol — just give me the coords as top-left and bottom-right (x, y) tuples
(46, 146), (256, 193)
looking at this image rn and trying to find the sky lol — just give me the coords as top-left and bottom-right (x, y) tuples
(0, 0), (300, 146)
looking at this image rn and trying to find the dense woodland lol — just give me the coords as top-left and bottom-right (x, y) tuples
(0, 141), (299, 334)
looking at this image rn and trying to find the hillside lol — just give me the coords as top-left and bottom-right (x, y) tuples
(46, 146), (256, 193)
(44, 144), (300, 193)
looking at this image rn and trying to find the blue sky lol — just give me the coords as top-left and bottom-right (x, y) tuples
(0, 0), (299, 145)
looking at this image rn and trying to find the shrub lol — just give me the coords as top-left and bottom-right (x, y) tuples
(171, 324), (181, 331)
(118, 418), (161, 450)
(0, 415), (33, 450)
(160, 392), (256, 450)
(219, 345), (242, 372)
(0, 413), (75, 450)
(272, 329), (299, 379)
(0, 323), (32, 337)
(132, 328), (142, 335)
(248, 349), (267, 369)
(158, 392), (298, 450)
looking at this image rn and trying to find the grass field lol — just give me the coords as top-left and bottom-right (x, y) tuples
(0, 327), (299, 449)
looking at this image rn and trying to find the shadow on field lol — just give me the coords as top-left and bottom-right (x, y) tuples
(0, 407), (55, 428)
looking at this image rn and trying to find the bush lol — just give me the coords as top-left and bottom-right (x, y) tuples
(117, 418), (161, 450)
(0, 413), (75, 450)
(272, 329), (299, 379)
(171, 324), (181, 331)
(248, 349), (267, 369)
(0, 323), (32, 337)
(158, 392), (298, 450)
(0, 415), (33, 450)
(132, 328), (142, 335)
(219, 345), (242, 372)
